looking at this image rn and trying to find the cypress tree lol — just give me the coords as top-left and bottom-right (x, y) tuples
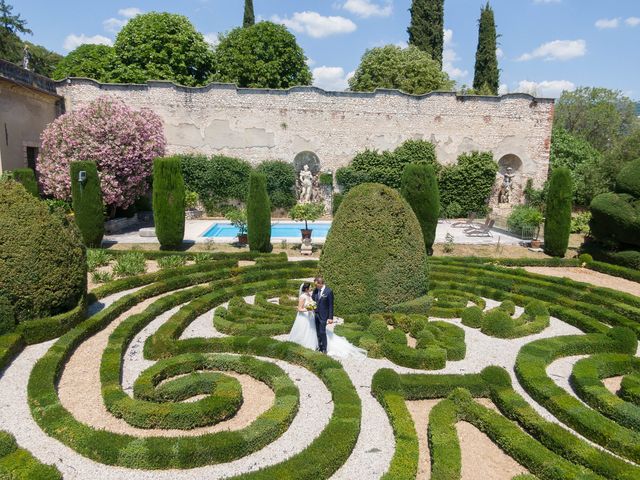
(243, 0), (255, 28)
(401, 163), (440, 255)
(246, 171), (272, 252)
(12, 168), (38, 197)
(473, 2), (500, 95)
(70, 161), (104, 247)
(408, 0), (445, 67)
(153, 157), (185, 249)
(544, 167), (573, 257)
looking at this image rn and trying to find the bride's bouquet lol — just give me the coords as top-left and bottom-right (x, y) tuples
(306, 300), (317, 311)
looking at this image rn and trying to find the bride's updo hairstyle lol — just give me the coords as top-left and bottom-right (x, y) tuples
(301, 283), (311, 292)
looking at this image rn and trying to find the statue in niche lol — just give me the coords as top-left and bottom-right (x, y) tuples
(22, 44), (30, 70)
(499, 167), (515, 204)
(299, 165), (314, 203)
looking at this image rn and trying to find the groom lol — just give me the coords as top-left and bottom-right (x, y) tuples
(312, 276), (334, 354)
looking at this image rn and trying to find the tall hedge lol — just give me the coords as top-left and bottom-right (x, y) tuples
(11, 168), (38, 197)
(153, 157), (185, 249)
(0, 181), (86, 322)
(70, 161), (104, 247)
(256, 160), (296, 209)
(247, 171), (272, 252)
(0, 296), (15, 336)
(401, 163), (440, 255)
(544, 167), (573, 257)
(320, 183), (428, 314)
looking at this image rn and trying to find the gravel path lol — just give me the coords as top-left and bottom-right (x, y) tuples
(524, 267), (640, 297)
(2, 279), (637, 479)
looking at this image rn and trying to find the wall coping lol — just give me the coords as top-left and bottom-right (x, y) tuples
(0, 59), (61, 98)
(56, 77), (555, 104)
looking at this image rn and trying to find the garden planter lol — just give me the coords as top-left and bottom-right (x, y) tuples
(238, 234), (248, 245)
(530, 239), (542, 249)
(301, 229), (312, 240)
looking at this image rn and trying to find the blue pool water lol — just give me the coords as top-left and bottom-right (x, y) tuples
(202, 222), (332, 239)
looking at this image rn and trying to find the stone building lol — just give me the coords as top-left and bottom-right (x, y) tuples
(0, 59), (63, 174)
(57, 79), (554, 207)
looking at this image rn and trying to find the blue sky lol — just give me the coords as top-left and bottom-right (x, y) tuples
(12, 0), (640, 98)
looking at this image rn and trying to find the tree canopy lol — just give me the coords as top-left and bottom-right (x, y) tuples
(473, 2), (499, 95)
(554, 87), (638, 152)
(52, 44), (117, 81)
(112, 12), (215, 86)
(349, 45), (454, 95)
(213, 21), (311, 89)
(407, 0), (444, 66)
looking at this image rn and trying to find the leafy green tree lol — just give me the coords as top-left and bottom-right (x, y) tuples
(554, 87), (638, 152)
(153, 157), (185, 249)
(243, 0), (255, 28)
(401, 163), (440, 255)
(214, 22), (311, 88)
(246, 171), (272, 252)
(603, 125), (640, 186)
(53, 44), (117, 81)
(349, 45), (454, 95)
(23, 42), (62, 77)
(544, 167), (573, 257)
(0, 1), (31, 65)
(473, 2), (499, 95)
(112, 12), (215, 86)
(70, 161), (104, 247)
(407, 0), (444, 66)
(550, 127), (608, 206)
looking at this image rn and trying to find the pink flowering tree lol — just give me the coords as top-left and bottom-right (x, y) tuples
(37, 97), (166, 212)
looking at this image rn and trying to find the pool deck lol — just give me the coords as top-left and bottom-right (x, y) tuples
(103, 219), (525, 247)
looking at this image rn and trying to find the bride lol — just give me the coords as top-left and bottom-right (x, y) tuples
(288, 282), (365, 358)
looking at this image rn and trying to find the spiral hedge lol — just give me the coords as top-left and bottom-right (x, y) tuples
(0, 252), (639, 478)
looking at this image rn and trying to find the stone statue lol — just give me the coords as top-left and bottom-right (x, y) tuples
(499, 167), (515, 204)
(22, 44), (30, 71)
(299, 164), (313, 203)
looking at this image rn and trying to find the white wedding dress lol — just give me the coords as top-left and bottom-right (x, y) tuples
(288, 293), (366, 358)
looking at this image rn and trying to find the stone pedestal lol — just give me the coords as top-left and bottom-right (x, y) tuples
(300, 238), (313, 256)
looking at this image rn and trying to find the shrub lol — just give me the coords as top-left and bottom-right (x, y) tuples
(439, 151), (498, 216)
(544, 167), (573, 257)
(11, 168), (38, 196)
(570, 211), (591, 234)
(461, 306), (483, 328)
(0, 296), (15, 335)
(616, 158), (640, 197)
(401, 163), (440, 254)
(481, 310), (515, 338)
(180, 154), (252, 207)
(256, 160), (296, 209)
(185, 190), (199, 210)
(113, 252), (146, 277)
(332, 193), (344, 215)
(37, 97), (166, 211)
(157, 255), (187, 270)
(247, 171), (272, 252)
(590, 192), (640, 248)
(507, 205), (543, 235)
(153, 157), (185, 249)
(70, 161), (104, 247)
(0, 181), (86, 322)
(320, 183), (428, 313)
(393, 140), (441, 174)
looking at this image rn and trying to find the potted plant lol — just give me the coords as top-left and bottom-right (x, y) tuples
(225, 208), (248, 245)
(289, 202), (325, 239)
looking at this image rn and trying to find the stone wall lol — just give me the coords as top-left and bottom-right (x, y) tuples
(57, 79), (554, 202)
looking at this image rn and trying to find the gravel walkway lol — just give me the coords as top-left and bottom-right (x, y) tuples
(524, 267), (640, 297)
(2, 279), (637, 479)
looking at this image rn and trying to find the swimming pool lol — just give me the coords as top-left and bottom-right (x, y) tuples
(202, 222), (332, 239)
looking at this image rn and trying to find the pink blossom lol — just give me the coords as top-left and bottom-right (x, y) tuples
(37, 97), (166, 210)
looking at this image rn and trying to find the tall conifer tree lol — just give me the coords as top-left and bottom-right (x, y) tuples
(407, 0), (444, 67)
(473, 2), (500, 95)
(243, 0), (255, 28)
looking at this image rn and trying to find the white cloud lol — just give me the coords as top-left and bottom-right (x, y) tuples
(496, 47), (504, 59)
(203, 32), (219, 48)
(103, 7), (143, 33)
(498, 84), (509, 95)
(517, 39), (586, 61)
(442, 29), (468, 80)
(118, 7), (143, 18)
(516, 80), (575, 98)
(312, 66), (354, 91)
(63, 33), (113, 51)
(341, 0), (393, 18)
(626, 17), (640, 27)
(595, 18), (620, 29)
(306, 57), (316, 67)
(271, 11), (357, 38)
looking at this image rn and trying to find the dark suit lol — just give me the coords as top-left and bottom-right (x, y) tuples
(312, 286), (334, 353)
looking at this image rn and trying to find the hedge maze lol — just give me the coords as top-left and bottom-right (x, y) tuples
(0, 253), (639, 478)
